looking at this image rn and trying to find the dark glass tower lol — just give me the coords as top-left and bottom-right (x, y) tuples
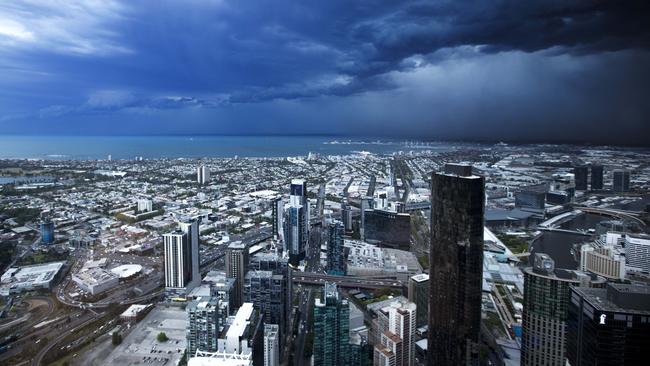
(313, 282), (349, 366)
(428, 168), (484, 366)
(326, 220), (346, 276)
(590, 165), (603, 190)
(574, 166), (589, 191)
(567, 283), (650, 366)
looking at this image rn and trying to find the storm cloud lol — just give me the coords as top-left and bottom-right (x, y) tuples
(0, 0), (649, 145)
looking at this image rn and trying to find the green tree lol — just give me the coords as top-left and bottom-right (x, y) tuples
(157, 332), (168, 342)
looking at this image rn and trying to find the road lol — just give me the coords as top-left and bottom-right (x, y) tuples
(31, 313), (100, 366)
(292, 225), (323, 365)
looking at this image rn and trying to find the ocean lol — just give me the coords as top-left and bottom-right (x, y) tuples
(0, 135), (469, 160)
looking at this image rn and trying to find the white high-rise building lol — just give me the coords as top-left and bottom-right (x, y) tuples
(373, 300), (417, 366)
(197, 165), (210, 185)
(263, 324), (279, 366)
(625, 234), (650, 273)
(164, 220), (200, 292)
(137, 199), (152, 213)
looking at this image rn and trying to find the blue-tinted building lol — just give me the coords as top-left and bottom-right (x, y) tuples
(40, 220), (55, 244)
(313, 283), (349, 366)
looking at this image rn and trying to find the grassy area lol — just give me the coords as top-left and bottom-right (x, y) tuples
(496, 234), (529, 254)
(0, 207), (41, 224)
(18, 250), (69, 265)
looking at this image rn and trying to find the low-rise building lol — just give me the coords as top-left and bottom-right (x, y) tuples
(0, 261), (65, 296)
(72, 267), (119, 295)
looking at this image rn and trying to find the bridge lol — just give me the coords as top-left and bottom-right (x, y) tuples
(293, 272), (405, 290)
(574, 206), (646, 227)
(405, 201), (431, 211)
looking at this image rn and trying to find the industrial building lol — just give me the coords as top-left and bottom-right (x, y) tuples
(0, 261), (65, 296)
(72, 267), (119, 295)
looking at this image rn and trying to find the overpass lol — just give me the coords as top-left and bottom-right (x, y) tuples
(574, 206), (646, 227)
(293, 272), (405, 290)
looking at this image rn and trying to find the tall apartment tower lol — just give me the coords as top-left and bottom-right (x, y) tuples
(408, 274), (429, 328)
(243, 270), (286, 340)
(612, 169), (631, 192)
(164, 219), (200, 292)
(283, 179), (309, 267)
(197, 165), (210, 184)
(326, 220), (346, 275)
(226, 242), (249, 308)
(40, 219), (55, 245)
(359, 196), (373, 241)
(313, 282), (350, 366)
(187, 297), (220, 355)
(573, 165), (589, 191)
(341, 200), (353, 232)
(521, 253), (602, 366)
(373, 300), (417, 366)
(263, 324), (280, 366)
(271, 196), (284, 242)
(590, 165), (604, 190)
(250, 252), (292, 336)
(428, 167), (484, 366)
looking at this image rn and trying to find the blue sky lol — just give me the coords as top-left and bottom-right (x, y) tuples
(0, 1), (649, 144)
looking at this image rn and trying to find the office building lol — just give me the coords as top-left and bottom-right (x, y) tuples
(341, 200), (353, 232)
(326, 221), (346, 276)
(444, 163), (473, 176)
(226, 242), (249, 308)
(566, 283), (650, 366)
(40, 219), (55, 244)
(202, 270), (236, 316)
(250, 252), (292, 335)
(164, 220), (200, 292)
(243, 270), (286, 338)
(359, 196), (373, 241)
(515, 189), (546, 211)
(573, 165), (589, 191)
(612, 169), (630, 192)
(521, 253), (604, 366)
(373, 299), (417, 366)
(590, 165), (604, 190)
(187, 297), (220, 355)
(363, 209), (411, 251)
(263, 324), (280, 366)
(408, 274), (429, 328)
(271, 196), (284, 242)
(624, 233), (650, 273)
(313, 283), (349, 366)
(197, 165), (210, 185)
(580, 244), (626, 280)
(428, 167), (484, 365)
(284, 204), (305, 267)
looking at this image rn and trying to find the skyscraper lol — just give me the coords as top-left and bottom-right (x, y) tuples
(284, 205), (305, 267)
(187, 297), (220, 355)
(40, 219), (55, 245)
(373, 299), (417, 366)
(226, 242), (249, 308)
(573, 165), (589, 191)
(428, 167), (484, 365)
(566, 283), (650, 366)
(263, 324), (280, 366)
(313, 282), (349, 366)
(341, 200), (353, 232)
(590, 164), (604, 190)
(243, 270), (286, 340)
(164, 219), (200, 292)
(359, 196), (373, 241)
(326, 220), (346, 276)
(197, 165), (210, 184)
(283, 179), (309, 267)
(521, 253), (603, 366)
(408, 274), (429, 328)
(612, 169), (631, 192)
(250, 252), (292, 336)
(271, 196), (284, 242)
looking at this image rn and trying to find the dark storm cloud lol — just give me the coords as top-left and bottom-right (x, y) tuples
(0, 0), (649, 144)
